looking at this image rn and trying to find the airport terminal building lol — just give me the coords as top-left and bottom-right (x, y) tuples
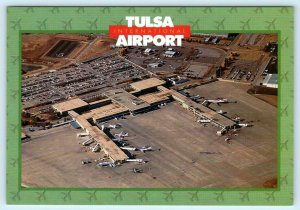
(52, 77), (237, 163)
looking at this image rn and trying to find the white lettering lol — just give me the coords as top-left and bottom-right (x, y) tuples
(126, 16), (135, 27)
(125, 16), (174, 28)
(116, 35), (127, 46)
(116, 35), (184, 47)
(116, 16), (184, 47)
(163, 16), (174, 27)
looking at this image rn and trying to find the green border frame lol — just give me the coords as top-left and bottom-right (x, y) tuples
(7, 6), (294, 205)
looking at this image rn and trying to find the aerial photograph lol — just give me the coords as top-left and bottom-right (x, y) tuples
(21, 33), (278, 188)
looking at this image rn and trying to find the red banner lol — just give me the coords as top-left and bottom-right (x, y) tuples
(109, 25), (191, 38)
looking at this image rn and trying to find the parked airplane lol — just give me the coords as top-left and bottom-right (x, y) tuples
(112, 137), (124, 142)
(190, 95), (200, 99)
(108, 124), (121, 129)
(118, 141), (129, 147)
(225, 137), (231, 144)
(233, 116), (241, 121)
(139, 146), (153, 153)
(129, 168), (143, 173)
(217, 110), (226, 114)
(115, 116), (126, 120)
(115, 131), (129, 138)
(77, 132), (88, 137)
(238, 123), (252, 127)
(126, 159), (144, 163)
(97, 161), (116, 167)
(202, 98), (229, 106)
(197, 119), (211, 123)
(190, 95), (203, 101)
(81, 159), (92, 165)
(216, 128), (227, 136)
(120, 146), (137, 151)
(208, 98), (237, 106)
(92, 143), (101, 152)
(82, 138), (94, 146)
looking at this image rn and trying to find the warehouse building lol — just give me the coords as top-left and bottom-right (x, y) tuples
(163, 50), (177, 57)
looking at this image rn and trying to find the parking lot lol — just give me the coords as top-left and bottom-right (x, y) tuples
(22, 54), (149, 114)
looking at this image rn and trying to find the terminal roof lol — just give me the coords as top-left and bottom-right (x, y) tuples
(104, 89), (150, 112)
(88, 126), (128, 161)
(52, 98), (88, 113)
(130, 78), (166, 91)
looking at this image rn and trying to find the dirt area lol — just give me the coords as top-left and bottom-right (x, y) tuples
(253, 94), (277, 107)
(79, 37), (116, 60)
(22, 34), (115, 75)
(234, 49), (264, 61)
(230, 34), (277, 51)
(22, 34), (91, 61)
(257, 34), (278, 47)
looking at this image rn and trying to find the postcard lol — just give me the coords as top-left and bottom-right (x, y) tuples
(6, 6), (294, 205)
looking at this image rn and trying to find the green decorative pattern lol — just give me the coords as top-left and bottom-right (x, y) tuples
(7, 6), (294, 205)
